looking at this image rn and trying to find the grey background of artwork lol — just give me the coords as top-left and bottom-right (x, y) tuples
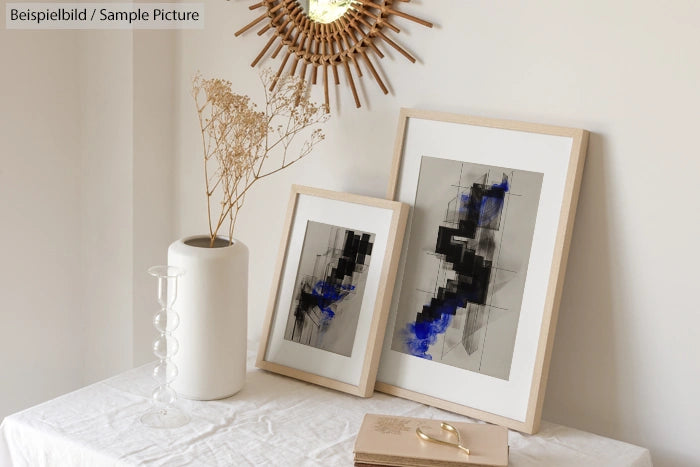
(283, 220), (372, 357)
(391, 156), (544, 380)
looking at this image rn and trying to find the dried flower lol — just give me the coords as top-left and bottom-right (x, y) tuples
(193, 70), (329, 247)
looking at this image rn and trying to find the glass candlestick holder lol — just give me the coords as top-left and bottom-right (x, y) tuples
(141, 265), (189, 428)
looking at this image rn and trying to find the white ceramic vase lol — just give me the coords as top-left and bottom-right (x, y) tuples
(167, 235), (248, 400)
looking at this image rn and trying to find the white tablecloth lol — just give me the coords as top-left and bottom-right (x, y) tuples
(1, 344), (652, 466)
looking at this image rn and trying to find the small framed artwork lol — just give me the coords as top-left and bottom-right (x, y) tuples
(258, 185), (409, 397)
(375, 109), (589, 433)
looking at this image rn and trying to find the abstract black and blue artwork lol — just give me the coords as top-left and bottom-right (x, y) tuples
(284, 221), (375, 357)
(391, 157), (544, 380)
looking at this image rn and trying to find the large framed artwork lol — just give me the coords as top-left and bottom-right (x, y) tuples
(258, 185), (409, 397)
(375, 109), (589, 433)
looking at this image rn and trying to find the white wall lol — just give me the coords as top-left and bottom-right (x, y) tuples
(1, 26), (174, 417)
(132, 30), (177, 366)
(0, 27), (84, 418)
(79, 31), (135, 384)
(173, 1), (700, 465)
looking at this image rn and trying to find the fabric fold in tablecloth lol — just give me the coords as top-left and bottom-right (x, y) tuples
(0, 342), (653, 466)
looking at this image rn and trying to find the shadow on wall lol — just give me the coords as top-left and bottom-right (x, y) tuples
(543, 133), (627, 439)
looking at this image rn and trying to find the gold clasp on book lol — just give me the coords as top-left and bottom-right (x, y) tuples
(416, 422), (470, 455)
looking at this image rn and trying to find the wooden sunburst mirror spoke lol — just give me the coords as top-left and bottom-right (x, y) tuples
(234, 0), (433, 110)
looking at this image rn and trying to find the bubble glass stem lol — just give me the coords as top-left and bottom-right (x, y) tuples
(140, 265), (189, 428)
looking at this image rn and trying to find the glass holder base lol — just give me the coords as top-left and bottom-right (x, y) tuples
(140, 407), (190, 429)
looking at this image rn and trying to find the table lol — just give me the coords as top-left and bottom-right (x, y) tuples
(1, 343), (652, 466)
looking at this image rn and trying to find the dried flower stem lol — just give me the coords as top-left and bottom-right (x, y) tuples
(193, 70), (328, 247)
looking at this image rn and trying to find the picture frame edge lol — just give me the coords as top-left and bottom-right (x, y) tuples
(386, 108), (586, 201)
(256, 184), (301, 371)
(360, 201), (410, 396)
(386, 108), (413, 200)
(525, 128), (591, 433)
(257, 184), (408, 398)
(378, 108), (590, 434)
(374, 381), (531, 433)
(258, 359), (367, 397)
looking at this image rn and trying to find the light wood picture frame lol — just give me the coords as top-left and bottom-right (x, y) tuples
(375, 108), (589, 433)
(258, 185), (409, 396)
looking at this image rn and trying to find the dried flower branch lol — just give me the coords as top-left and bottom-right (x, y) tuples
(193, 69), (329, 247)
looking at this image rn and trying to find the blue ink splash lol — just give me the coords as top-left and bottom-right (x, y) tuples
(403, 177), (509, 359)
(490, 179), (510, 192)
(458, 179), (510, 226)
(402, 290), (472, 359)
(311, 280), (355, 321)
(403, 313), (453, 359)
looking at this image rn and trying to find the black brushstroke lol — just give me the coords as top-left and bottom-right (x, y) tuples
(290, 229), (374, 348)
(404, 174), (509, 359)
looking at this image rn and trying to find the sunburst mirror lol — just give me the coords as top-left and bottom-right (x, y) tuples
(234, 0), (433, 110)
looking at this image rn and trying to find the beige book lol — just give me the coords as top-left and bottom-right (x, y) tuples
(353, 414), (508, 467)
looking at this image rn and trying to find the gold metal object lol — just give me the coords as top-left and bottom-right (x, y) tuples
(416, 422), (470, 456)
